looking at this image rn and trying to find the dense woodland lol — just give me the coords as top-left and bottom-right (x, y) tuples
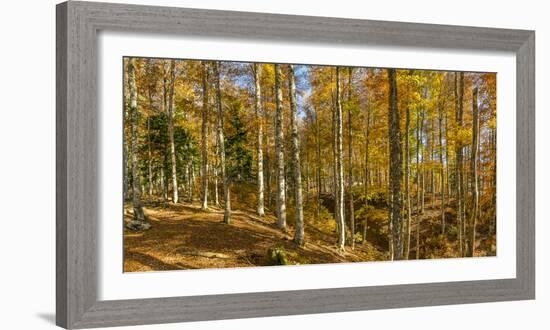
(123, 57), (497, 271)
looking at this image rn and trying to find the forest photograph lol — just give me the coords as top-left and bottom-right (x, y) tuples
(123, 56), (497, 272)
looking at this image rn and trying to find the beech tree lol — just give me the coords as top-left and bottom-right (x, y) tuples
(274, 64), (287, 230)
(468, 87), (480, 257)
(347, 68), (355, 249)
(201, 61), (210, 210)
(335, 67), (345, 252)
(126, 58), (149, 230)
(253, 63), (265, 217)
(388, 68), (403, 260)
(166, 60), (178, 204)
(288, 65), (305, 246)
(455, 72), (465, 256)
(214, 62), (231, 224)
(403, 73), (412, 259)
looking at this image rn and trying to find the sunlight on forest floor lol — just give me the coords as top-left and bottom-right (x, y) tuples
(123, 196), (495, 272)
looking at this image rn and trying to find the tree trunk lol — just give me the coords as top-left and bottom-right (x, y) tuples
(166, 60), (178, 204)
(123, 137), (129, 201)
(455, 72), (465, 256)
(213, 62), (231, 224)
(363, 71), (371, 245)
(404, 102), (412, 259)
(445, 97), (451, 200)
(146, 116), (153, 200)
(416, 216), (421, 259)
(335, 67), (346, 252)
(439, 100), (446, 234)
(387, 68), (403, 260)
(274, 64), (287, 230)
(469, 87), (480, 257)
(347, 68), (355, 249)
(123, 66), (130, 202)
(253, 63), (265, 216)
(213, 138), (220, 206)
(363, 96), (370, 245)
(142, 68), (155, 200)
(127, 58), (148, 229)
(316, 105), (322, 221)
(330, 70), (340, 238)
(288, 65), (305, 246)
(188, 158), (195, 202)
(201, 61), (210, 210)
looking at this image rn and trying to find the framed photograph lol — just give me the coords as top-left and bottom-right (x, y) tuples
(56, 1), (535, 328)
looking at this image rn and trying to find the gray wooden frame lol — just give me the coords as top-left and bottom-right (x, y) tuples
(56, 1), (535, 328)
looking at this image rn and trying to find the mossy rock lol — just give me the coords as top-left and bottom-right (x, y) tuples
(267, 246), (289, 265)
(125, 220), (151, 231)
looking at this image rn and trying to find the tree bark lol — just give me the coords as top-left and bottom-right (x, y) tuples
(335, 67), (346, 252)
(253, 63), (265, 216)
(438, 95), (446, 234)
(213, 62), (231, 224)
(347, 68), (355, 249)
(330, 71), (341, 239)
(145, 59), (155, 200)
(127, 58), (148, 229)
(363, 71), (370, 244)
(404, 101), (412, 259)
(316, 104), (322, 221)
(201, 61), (210, 210)
(455, 72), (465, 256)
(213, 138), (220, 207)
(469, 87), (480, 257)
(166, 60), (178, 204)
(288, 65), (305, 246)
(387, 68), (403, 260)
(274, 64), (287, 230)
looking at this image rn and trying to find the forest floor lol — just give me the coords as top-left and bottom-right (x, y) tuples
(124, 193), (496, 272)
(124, 200), (385, 272)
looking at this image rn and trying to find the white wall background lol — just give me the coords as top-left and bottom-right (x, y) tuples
(0, 0), (547, 329)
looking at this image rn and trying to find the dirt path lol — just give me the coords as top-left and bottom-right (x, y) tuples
(124, 202), (383, 272)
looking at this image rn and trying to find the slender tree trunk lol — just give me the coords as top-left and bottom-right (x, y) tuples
(146, 116), (153, 200)
(420, 109), (428, 215)
(166, 60), (178, 204)
(415, 90), (424, 259)
(330, 70), (340, 238)
(187, 158), (195, 202)
(388, 68), (403, 260)
(430, 117), (435, 201)
(469, 87), (480, 257)
(123, 67), (130, 202)
(416, 215), (420, 259)
(439, 101), (446, 234)
(455, 72), (465, 256)
(213, 62), (231, 224)
(127, 58), (148, 229)
(363, 93), (370, 245)
(445, 100), (451, 199)
(160, 166), (166, 201)
(316, 105), (322, 220)
(253, 63), (265, 216)
(201, 61), (210, 210)
(288, 65), (305, 246)
(274, 64), (287, 230)
(213, 138), (220, 207)
(123, 137), (129, 201)
(335, 67), (346, 252)
(144, 59), (156, 200)
(347, 68), (355, 249)
(265, 128), (272, 209)
(404, 101), (412, 259)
